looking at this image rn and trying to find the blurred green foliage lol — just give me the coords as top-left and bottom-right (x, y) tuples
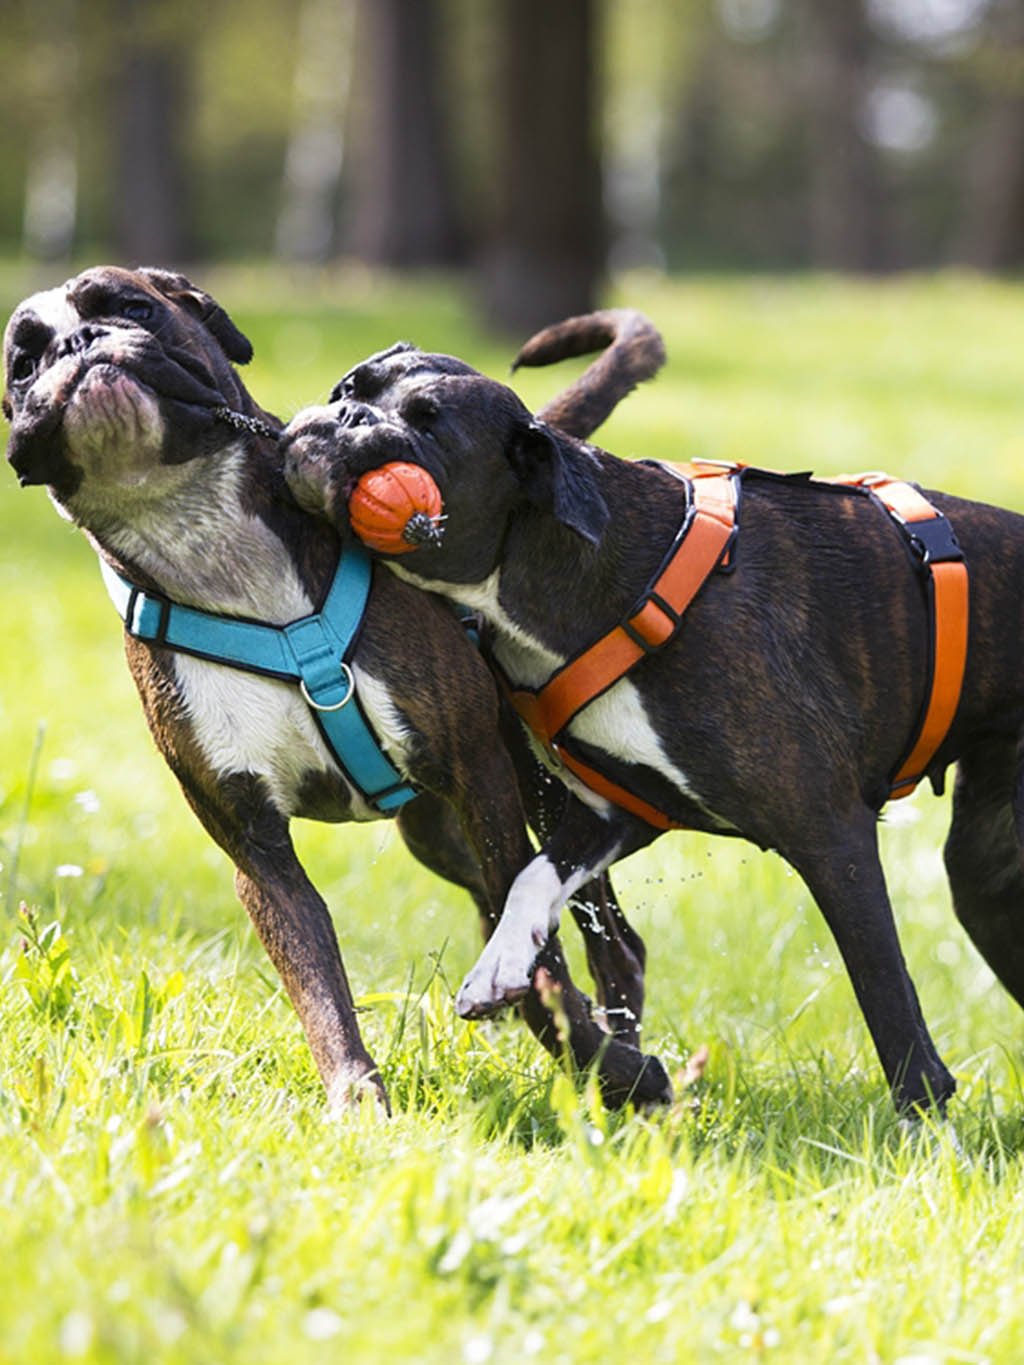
(1, 1), (1022, 269)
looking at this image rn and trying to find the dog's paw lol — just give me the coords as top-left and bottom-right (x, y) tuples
(455, 946), (538, 1018)
(597, 1045), (674, 1110)
(325, 1065), (391, 1118)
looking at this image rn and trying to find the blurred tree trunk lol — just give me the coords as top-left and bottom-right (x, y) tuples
(479, 0), (602, 334)
(348, 0), (463, 265)
(803, 0), (883, 271)
(276, 0), (355, 263)
(951, 2), (1024, 270)
(660, 22), (720, 270)
(23, 0), (79, 262)
(109, 0), (190, 264)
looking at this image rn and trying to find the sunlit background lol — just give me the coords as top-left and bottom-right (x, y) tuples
(1, 0), (1022, 332)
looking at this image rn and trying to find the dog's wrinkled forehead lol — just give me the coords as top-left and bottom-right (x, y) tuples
(7, 267), (154, 352)
(330, 343), (481, 407)
(3, 264), (252, 379)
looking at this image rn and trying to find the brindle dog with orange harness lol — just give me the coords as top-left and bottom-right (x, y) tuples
(283, 343), (1024, 1114)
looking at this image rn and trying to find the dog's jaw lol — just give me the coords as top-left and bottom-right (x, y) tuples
(63, 366), (164, 488)
(88, 441), (317, 622)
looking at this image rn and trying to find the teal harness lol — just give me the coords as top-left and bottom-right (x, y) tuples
(100, 548), (418, 814)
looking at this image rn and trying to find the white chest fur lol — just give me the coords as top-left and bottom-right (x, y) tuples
(389, 560), (733, 830)
(89, 448), (417, 820)
(173, 652), (373, 816)
(171, 655), (414, 822)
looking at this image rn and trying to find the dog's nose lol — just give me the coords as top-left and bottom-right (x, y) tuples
(54, 324), (107, 361)
(334, 399), (382, 430)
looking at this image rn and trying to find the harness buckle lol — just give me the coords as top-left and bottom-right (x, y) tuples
(622, 593), (680, 653)
(300, 662), (355, 712)
(907, 515), (963, 566)
(126, 585), (171, 641)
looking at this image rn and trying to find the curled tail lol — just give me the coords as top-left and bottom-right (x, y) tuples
(512, 308), (666, 441)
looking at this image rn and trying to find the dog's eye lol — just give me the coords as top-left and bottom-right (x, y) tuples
(346, 363), (386, 401)
(9, 353), (36, 383)
(119, 299), (154, 323)
(402, 394), (440, 434)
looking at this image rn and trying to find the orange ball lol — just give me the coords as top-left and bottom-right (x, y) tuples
(348, 461), (445, 554)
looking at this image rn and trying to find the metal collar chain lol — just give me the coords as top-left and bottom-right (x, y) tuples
(212, 406), (280, 442)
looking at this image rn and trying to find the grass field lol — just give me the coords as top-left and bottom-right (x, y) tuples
(2, 265), (1024, 1363)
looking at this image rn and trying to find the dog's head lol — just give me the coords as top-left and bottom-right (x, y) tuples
(3, 265), (259, 520)
(280, 343), (609, 584)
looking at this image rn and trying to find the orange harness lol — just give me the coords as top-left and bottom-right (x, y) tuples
(507, 460), (970, 830)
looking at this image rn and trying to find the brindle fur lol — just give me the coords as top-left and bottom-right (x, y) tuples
(4, 269), (669, 1111)
(281, 344), (1024, 1114)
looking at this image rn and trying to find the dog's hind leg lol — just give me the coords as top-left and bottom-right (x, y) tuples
(790, 808), (956, 1112)
(397, 793), (495, 940)
(944, 732), (1024, 1005)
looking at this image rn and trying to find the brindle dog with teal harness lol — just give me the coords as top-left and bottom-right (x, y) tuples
(4, 265), (668, 1112)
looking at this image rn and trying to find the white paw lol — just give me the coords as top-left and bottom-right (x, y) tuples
(455, 939), (540, 1018)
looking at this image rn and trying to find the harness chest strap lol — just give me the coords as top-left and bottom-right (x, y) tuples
(510, 463), (739, 831)
(99, 549), (418, 814)
(512, 465), (737, 749)
(508, 461), (969, 828)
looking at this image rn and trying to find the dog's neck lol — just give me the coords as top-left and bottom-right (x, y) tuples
(77, 437), (338, 625)
(398, 454), (690, 688)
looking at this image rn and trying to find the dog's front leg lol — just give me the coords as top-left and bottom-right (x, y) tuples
(399, 792), (669, 1104)
(500, 715), (647, 1045)
(790, 810), (956, 1113)
(181, 773), (387, 1112)
(456, 800), (654, 1021)
(131, 650), (387, 1112)
(566, 880), (647, 1048)
(233, 858), (387, 1113)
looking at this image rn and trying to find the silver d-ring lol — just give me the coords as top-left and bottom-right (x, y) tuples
(300, 662), (355, 712)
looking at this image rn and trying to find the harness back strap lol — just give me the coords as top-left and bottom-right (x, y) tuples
(829, 472), (969, 799)
(99, 550), (417, 814)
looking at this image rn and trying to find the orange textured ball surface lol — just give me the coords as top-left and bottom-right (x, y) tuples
(348, 461), (444, 554)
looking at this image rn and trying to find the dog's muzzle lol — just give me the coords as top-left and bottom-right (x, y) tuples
(330, 399), (384, 431)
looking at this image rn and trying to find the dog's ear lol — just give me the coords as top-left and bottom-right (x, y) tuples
(506, 420), (609, 546)
(138, 267), (254, 365)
